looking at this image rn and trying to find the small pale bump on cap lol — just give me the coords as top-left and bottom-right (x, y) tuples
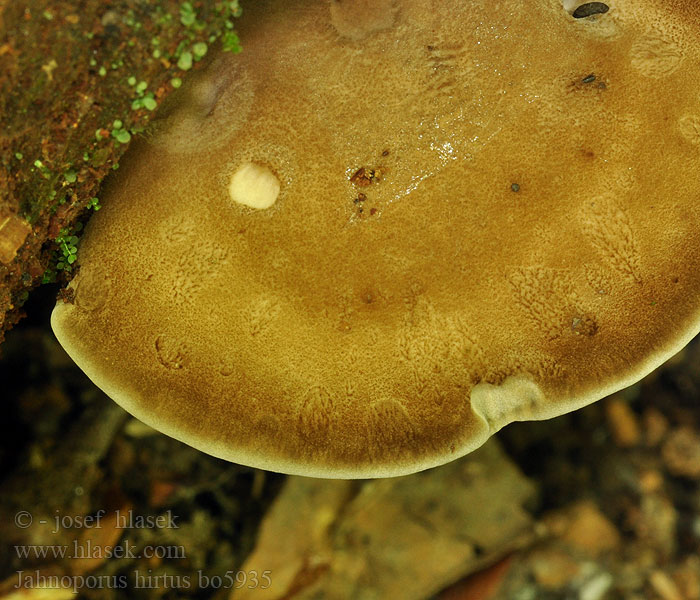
(147, 53), (254, 155)
(679, 115), (700, 146)
(470, 375), (548, 433)
(330, 0), (397, 40)
(228, 162), (281, 210)
(51, 0), (700, 478)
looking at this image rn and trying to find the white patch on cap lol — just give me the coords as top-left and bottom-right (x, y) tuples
(228, 162), (280, 210)
(470, 375), (546, 432)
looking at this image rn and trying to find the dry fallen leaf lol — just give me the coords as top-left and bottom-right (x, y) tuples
(231, 440), (536, 600)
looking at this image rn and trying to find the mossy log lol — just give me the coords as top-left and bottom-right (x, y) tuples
(0, 0), (241, 342)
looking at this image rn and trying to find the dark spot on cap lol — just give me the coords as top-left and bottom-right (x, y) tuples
(572, 2), (609, 19)
(351, 166), (383, 187)
(571, 314), (599, 337)
(353, 192), (368, 204)
(511, 183), (520, 193)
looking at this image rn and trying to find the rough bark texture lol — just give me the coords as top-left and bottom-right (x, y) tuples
(0, 0), (241, 342)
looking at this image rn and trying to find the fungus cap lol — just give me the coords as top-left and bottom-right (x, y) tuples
(52, 0), (700, 478)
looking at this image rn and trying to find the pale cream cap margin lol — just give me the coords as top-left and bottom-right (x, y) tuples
(51, 303), (700, 479)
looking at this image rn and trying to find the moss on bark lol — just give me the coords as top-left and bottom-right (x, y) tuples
(0, 0), (242, 342)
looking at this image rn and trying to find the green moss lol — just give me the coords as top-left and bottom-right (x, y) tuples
(193, 41), (208, 58)
(142, 96), (158, 111)
(43, 224), (83, 282)
(221, 31), (241, 53)
(177, 51), (193, 71)
(110, 122), (132, 144)
(180, 2), (198, 27)
(4, 0), (245, 250)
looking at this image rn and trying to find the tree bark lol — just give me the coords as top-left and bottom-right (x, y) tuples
(0, 0), (241, 342)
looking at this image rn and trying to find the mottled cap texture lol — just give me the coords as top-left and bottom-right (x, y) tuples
(52, 0), (700, 477)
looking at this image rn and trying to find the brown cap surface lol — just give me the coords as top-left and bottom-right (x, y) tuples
(52, 0), (700, 477)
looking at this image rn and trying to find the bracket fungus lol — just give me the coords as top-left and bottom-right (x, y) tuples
(51, 0), (700, 478)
